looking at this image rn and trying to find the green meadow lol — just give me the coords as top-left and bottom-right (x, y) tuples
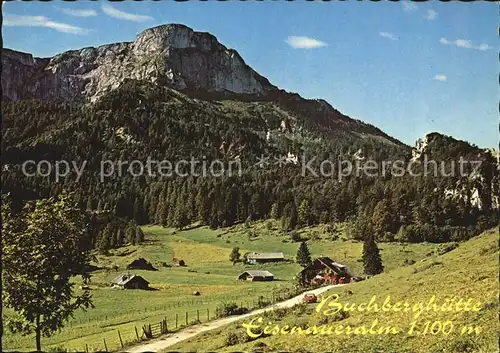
(167, 227), (499, 353)
(4, 221), (447, 352)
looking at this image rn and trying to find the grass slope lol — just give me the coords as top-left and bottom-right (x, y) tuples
(168, 227), (499, 353)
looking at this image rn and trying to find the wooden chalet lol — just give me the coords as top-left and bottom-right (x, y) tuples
(298, 257), (360, 285)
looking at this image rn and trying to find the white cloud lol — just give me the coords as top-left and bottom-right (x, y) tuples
(402, 1), (418, 12)
(455, 39), (473, 49)
(3, 14), (91, 34)
(477, 44), (491, 51)
(101, 4), (153, 22)
(285, 36), (327, 49)
(379, 32), (398, 41)
(54, 6), (97, 17)
(440, 37), (492, 51)
(434, 75), (447, 82)
(426, 9), (437, 20)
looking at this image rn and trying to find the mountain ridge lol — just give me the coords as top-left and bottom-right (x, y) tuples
(1, 23), (406, 147)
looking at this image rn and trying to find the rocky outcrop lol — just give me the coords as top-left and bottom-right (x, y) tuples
(2, 24), (277, 102)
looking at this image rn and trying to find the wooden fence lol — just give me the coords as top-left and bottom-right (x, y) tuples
(80, 288), (299, 352)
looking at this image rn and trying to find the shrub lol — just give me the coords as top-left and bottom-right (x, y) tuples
(310, 309), (350, 326)
(256, 295), (271, 308)
(252, 341), (268, 351)
(223, 329), (251, 346)
(290, 231), (302, 242)
(309, 230), (320, 241)
(442, 337), (479, 353)
(412, 261), (443, 274)
(223, 332), (240, 346)
(403, 259), (416, 266)
(479, 242), (499, 256)
(215, 302), (248, 318)
(437, 242), (459, 255)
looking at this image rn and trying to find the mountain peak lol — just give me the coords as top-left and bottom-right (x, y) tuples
(134, 23), (219, 52)
(1, 23), (277, 102)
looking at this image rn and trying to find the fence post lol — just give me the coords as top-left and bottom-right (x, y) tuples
(135, 326), (140, 341)
(185, 311), (188, 325)
(197, 309), (200, 322)
(118, 329), (124, 348)
(85, 344), (89, 353)
(103, 338), (108, 352)
(207, 308), (209, 321)
(176, 313), (178, 328)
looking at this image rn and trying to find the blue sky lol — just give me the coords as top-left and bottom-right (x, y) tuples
(3, 1), (498, 148)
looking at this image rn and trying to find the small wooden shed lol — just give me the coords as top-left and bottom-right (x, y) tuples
(111, 274), (150, 290)
(237, 270), (275, 281)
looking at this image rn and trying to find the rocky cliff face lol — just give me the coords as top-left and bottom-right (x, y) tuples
(2, 24), (277, 102)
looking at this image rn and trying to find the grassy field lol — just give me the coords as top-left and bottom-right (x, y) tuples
(167, 227), (499, 353)
(3, 221), (447, 352)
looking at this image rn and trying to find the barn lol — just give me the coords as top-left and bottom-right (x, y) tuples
(298, 257), (361, 286)
(111, 274), (150, 290)
(245, 252), (285, 264)
(237, 270), (276, 281)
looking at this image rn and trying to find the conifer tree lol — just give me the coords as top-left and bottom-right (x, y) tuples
(229, 247), (241, 265)
(296, 241), (312, 267)
(298, 199), (311, 226)
(270, 202), (280, 220)
(362, 236), (384, 275)
(135, 227), (145, 244)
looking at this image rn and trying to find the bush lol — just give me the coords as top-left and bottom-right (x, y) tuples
(412, 261), (443, 274)
(311, 310), (350, 326)
(437, 242), (459, 255)
(256, 295), (271, 308)
(403, 259), (416, 266)
(290, 231), (301, 242)
(223, 329), (251, 346)
(223, 332), (240, 346)
(479, 242), (499, 256)
(215, 302), (248, 318)
(309, 230), (320, 240)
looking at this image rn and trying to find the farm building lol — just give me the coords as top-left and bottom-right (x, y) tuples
(237, 270), (276, 281)
(111, 274), (150, 290)
(298, 257), (361, 286)
(126, 258), (157, 271)
(245, 252), (285, 264)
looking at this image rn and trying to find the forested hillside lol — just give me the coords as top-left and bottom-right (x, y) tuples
(2, 80), (499, 253)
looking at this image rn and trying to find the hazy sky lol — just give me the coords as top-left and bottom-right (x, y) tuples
(3, 1), (498, 148)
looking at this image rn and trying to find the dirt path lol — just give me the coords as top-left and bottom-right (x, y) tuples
(123, 284), (346, 353)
